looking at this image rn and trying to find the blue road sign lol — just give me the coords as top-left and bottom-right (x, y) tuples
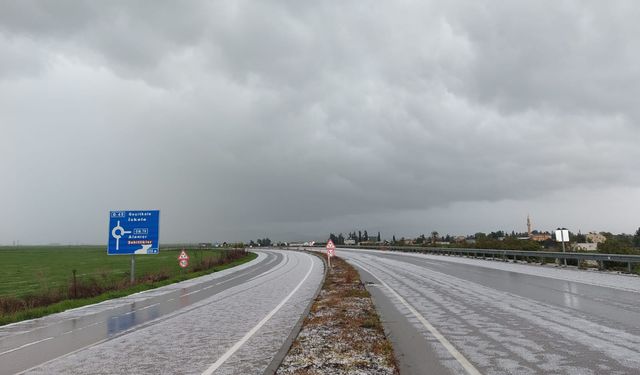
(108, 210), (160, 255)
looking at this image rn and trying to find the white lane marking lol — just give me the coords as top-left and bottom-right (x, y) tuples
(76, 322), (100, 331)
(245, 254), (290, 283)
(138, 303), (160, 310)
(201, 254), (315, 375)
(0, 337), (54, 356)
(353, 260), (482, 375)
(183, 289), (202, 297)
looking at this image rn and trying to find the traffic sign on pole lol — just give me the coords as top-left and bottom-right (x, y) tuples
(108, 210), (160, 255)
(178, 250), (190, 268)
(178, 250), (190, 261)
(326, 239), (336, 267)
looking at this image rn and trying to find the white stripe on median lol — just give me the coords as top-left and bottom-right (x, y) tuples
(353, 260), (482, 375)
(201, 253), (315, 375)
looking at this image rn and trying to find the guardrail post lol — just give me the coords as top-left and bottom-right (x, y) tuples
(629, 262), (632, 273)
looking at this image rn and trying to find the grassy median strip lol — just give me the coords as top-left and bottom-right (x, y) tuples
(0, 248), (256, 326)
(277, 255), (399, 375)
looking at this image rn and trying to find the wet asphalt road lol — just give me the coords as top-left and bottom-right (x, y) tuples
(339, 248), (640, 375)
(0, 250), (323, 375)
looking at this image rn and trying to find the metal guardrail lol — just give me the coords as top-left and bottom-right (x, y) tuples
(310, 245), (640, 273)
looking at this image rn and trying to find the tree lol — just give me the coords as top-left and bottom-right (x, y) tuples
(257, 238), (272, 247)
(475, 232), (487, 241)
(377, 231), (381, 242)
(392, 235), (396, 243)
(337, 233), (345, 245)
(431, 231), (439, 244)
(634, 227), (640, 247)
(573, 231), (586, 243)
(598, 236), (634, 254)
(358, 231), (362, 243)
(363, 230), (369, 241)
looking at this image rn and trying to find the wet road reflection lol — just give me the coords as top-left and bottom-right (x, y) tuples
(0, 251), (277, 375)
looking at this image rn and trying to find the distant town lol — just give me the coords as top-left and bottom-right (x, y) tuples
(308, 215), (640, 257)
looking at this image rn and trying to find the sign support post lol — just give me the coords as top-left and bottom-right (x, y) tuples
(130, 255), (136, 283)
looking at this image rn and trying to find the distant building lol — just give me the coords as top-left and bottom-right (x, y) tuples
(453, 236), (466, 243)
(199, 242), (212, 249)
(527, 215), (552, 241)
(344, 239), (356, 245)
(586, 232), (607, 244)
(572, 243), (598, 252)
(400, 238), (414, 245)
(530, 233), (551, 241)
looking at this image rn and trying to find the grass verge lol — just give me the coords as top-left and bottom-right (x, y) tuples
(277, 255), (399, 374)
(0, 251), (257, 326)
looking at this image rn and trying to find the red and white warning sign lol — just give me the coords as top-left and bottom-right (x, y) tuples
(326, 239), (336, 257)
(178, 250), (189, 268)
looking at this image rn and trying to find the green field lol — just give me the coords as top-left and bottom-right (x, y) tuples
(0, 246), (245, 298)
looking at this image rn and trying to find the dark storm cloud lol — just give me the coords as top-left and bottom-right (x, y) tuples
(2, 1), (640, 244)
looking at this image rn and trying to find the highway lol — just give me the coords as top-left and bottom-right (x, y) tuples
(0, 250), (323, 375)
(339, 248), (640, 375)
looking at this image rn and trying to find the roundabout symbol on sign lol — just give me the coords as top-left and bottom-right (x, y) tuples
(111, 221), (132, 251)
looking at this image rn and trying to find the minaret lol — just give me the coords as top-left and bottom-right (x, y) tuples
(527, 214), (532, 237)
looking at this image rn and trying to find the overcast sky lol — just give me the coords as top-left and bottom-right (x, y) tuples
(3, 1), (640, 245)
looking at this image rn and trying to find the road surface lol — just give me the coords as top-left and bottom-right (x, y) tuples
(0, 250), (323, 375)
(338, 248), (640, 375)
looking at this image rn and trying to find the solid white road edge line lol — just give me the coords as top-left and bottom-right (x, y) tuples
(0, 337), (53, 356)
(200, 253), (315, 375)
(352, 260), (483, 375)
